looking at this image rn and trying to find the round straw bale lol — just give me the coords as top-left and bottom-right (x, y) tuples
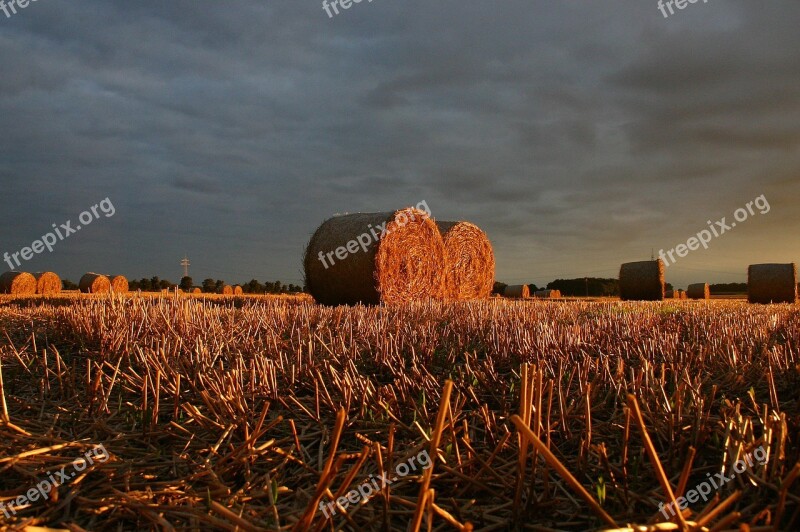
(534, 289), (561, 298)
(79, 273), (111, 294)
(192, 287), (202, 294)
(687, 283), (710, 300)
(748, 263), (797, 304)
(221, 285), (233, 296)
(619, 260), (664, 301)
(678, 289), (687, 300)
(0, 271), (37, 295)
(504, 285), (530, 299)
(304, 208), (445, 305)
(110, 275), (129, 293)
(435, 221), (495, 300)
(33, 272), (62, 295)
(233, 285), (243, 295)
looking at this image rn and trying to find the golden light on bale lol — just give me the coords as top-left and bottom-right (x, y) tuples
(233, 285), (243, 295)
(303, 207), (445, 306)
(33, 272), (62, 295)
(79, 273), (111, 294)
(534, 289), (561, 299)
(222, 285), (233, 296)
(192, 287), (202, 294)
(748, 263), (797, 304)
(435, 221), (495, 300)
(504, 285), (530, 299)
(687, 283), (710, 300)
(619, 260), (664, 301)
(110, 275), (129, 293)
(678, 289), (687, 300)
(0, 271), (37, 295)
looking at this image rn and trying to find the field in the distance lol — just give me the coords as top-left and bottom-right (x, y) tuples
(0, 295), (798, 530)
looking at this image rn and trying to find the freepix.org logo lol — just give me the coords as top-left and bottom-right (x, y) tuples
(0, 445), (109, 519)
(316, 200), (431, 270)
(322, 0), (377, 19)
(0, 0), (39, 20)
(3, 198), (116, 270)
(319, 449), (431, 518)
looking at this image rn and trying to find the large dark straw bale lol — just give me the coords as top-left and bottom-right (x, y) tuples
(748, 264), (797, 304)
(79, 273), (111, 294)
(619, 260), (664, 301)
(304, 208), (445, 305)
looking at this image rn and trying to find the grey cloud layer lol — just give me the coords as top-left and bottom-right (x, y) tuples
(0, 0), (797, 286)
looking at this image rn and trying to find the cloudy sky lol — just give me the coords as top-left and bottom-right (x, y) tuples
(1, 0), (798, 288)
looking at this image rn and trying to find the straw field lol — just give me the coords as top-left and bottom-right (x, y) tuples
(0, 296), (798, 530)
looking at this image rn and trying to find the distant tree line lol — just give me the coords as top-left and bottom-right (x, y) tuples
(129, 276), (175, 291)
(546, 278), (620, 297)
(710, 283), (747, 294)
(493, 278), (678, 297)
(121, 276), (305, 294)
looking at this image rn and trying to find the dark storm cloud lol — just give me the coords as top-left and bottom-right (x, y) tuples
(0, 0), (798, 287)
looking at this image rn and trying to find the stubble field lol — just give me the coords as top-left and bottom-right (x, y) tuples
(0, 295), (798, 531)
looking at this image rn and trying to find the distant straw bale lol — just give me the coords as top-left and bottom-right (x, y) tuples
(534, 289), (561, 298)
(222, 285), (233, 296)
(435, 221), (495, 300)
(619, 260), (664, 301)
(504, 285), (530, 299)
(233, 285), (243, 295)
(748, 263), (797, 304)
(111, 275), (129, 293)
(79, 273), (111, 294)
(34, 272), (62, 295)
(304, 208), (445, 305)
(0, 271), (37, 295)
(687, 283), (710, 300)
